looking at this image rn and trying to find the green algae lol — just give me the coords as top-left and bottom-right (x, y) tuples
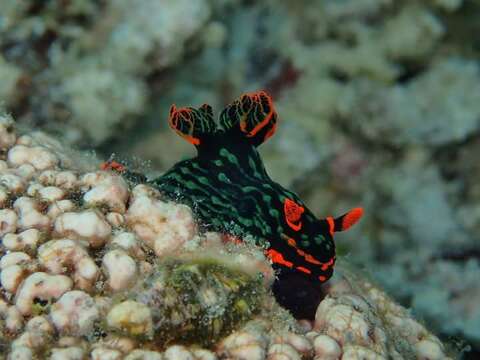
(124, 257), (267, 347)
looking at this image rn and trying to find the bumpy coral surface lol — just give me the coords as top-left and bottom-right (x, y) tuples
(0, 117), (456, 359)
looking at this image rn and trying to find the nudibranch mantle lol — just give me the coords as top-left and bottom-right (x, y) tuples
(117, 91), (363, 283)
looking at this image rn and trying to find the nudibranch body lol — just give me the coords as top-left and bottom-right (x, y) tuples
(147, 91), (363, 284)
(106, 91), (363, 283)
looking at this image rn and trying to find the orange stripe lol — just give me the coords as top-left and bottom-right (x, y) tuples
(169, 106), (201, 145)
(320, 257), (335, 271)
(265, 249), (293, 268)
(305, 254), (322, 265)
(296, 266), (311, 274)
(264, 122), (277, 142)
(242, 92), (275, 137)
(326, 216), (335, 235)
(181, 134), (201, 145)
(286, 218), (302, 231)
(283, 235), (332, 271)
(247, 110), (273, 137)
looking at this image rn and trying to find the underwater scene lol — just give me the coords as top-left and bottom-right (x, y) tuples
(0, 0), (479, 359)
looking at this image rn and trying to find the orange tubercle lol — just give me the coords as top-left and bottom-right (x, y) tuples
(287, 238), (297, 247)
(304, 254), (322, 265)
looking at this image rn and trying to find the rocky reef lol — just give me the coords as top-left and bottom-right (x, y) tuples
(0, 115), (456, 359)
(2, 1), (480, 357)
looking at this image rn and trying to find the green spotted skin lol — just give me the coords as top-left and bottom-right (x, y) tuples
(151, 134), (335, 281)
(149, 92), (340, 283)
(120, 91), (366, 283)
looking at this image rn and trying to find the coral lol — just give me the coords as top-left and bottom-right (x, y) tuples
(50, 290), (99, 336)
(0, 56), (21, 105)
(38, 239), (99, 291)
(338, 58), (480, 146)
(0, 0), (211, 145)
(125, 184), (197, 258)
(0, 116), (456, 359)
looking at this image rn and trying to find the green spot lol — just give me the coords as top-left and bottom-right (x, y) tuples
(192, 162), (208, 173)
(262, 194), (271, 203)
(239, 217), (253, 226)
(198, 176), (209, 185)
(269, 209), (280, 218)
(218, 173), (231, 184)
(242, 186), (257, 193)
(211, 218), (223, 227)
(248, 157), (257, 171)
(248, 156), (263, 178)
(211, 196), (224, 206)
(253, 218), (264, 231)
(180, 167), (191, 175)
(168, 173), (184, 182)
(314, 236), (324, 245)
(220, 148), (240, 166)
(185, 181), (198, 190)
(214, 160), (223, 166)
(301, 240), (310, 247)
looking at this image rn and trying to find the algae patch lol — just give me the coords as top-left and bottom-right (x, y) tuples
(109, 258), (267, 347)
